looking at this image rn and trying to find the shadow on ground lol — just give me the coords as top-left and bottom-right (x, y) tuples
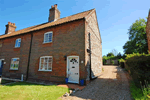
(62, 66), (132, 100)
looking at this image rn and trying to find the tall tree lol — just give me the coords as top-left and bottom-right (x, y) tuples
(123, 18), (148, 54)
(107, 52), (114, 57)
(111, 49), (118, 56)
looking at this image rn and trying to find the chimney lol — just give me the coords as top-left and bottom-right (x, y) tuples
(5, 22), (16, 34)
(48, 4), (60, 22)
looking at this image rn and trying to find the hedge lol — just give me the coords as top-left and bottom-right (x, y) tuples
(126, 55), (150, 88)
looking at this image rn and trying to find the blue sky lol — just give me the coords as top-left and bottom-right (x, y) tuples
(0, 0), (150, 56)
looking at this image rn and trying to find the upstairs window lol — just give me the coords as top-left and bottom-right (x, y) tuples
(10, 58), (19, 70)
(43, 32), (53, 43)
(15, 38), (21, 48)
(39, 56), (53, 71)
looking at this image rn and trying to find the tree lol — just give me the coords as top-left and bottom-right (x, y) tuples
(123, 18), (148, 54)
(107, 52), (114, 57)
(117, 52), (122, 59)
(111, 49), (118, 56)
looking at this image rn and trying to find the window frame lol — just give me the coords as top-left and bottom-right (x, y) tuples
(15, 38), (21, 48)
(43, 31), (53, 43)
(10, 58), (19, 70)
(38, 56), (53, 71)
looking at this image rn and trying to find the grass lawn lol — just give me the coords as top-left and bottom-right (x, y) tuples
(0, 82), (69, 100)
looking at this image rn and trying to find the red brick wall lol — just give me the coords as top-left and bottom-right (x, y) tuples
(28, 19), (86, 83)
(146, 11), (150, 53)
(0, 33), (31, 80)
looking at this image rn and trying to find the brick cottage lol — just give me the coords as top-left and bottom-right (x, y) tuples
(0, 4), (102, 84)
(146, 10), (150, 52)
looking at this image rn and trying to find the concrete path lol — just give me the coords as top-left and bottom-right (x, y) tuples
(61, 65), (132, 100)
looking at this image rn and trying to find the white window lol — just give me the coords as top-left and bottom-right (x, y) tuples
(10, 58), (19, 70)
(15, 38), (21, 48)
(43, 32), (53, 43)
(39, 56), (53, 71)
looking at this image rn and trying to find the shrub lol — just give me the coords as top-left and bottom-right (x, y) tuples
(103, 59), (106, 65)
(118, 58), (125, 68)
(111, 60), (114, 65)
(126, 55), (150, 88)
(130, 80), (150, 100)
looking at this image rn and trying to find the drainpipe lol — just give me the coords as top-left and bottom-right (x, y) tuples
(88, 33), (92, 80)
(26, 32), (33, 81)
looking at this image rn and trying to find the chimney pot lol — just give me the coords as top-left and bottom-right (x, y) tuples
(54, 4), (57, 8)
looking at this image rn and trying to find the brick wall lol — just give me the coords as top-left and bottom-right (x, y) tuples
(0, 33), (31, 80)
(28, 19), (86, 83)
(0, 16), (101, 84)
(85, 10), (102, 80)
(146, 11), (150, 52)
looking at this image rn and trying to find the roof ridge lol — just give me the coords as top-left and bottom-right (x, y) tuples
(9, 9), (94, 34)
(0, 8), (95, 39)
(58, 8), (95, 20)
(15, 22), (49, 32)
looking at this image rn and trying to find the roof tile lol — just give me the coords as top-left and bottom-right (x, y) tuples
(0, 9), (94, 39)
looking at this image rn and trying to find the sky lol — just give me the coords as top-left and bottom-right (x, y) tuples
(0, 0), (150, 56)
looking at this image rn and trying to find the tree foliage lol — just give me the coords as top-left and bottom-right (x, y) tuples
(123, 18), (148, 54)
(107, 52), (114, 57)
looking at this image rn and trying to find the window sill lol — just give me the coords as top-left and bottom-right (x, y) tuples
(14, 47), (20, 48)
(10, 69), (18, 70)
(43, 42), (52, 44)
(38, 70), (52, 72)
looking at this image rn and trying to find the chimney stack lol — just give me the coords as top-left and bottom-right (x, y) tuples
(5, 22), (16, 34)
(48, 4), (60, 22)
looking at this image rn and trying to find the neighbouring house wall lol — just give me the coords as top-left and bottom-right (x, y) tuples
(146, 11), (150, 52)
(85, 10), (102, 79)
(106, 59), (118, 65)
(28, 19), (86, 83)
(0, 33), (31, 80)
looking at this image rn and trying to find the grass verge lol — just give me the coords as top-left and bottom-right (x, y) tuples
(0, 81), (69, 100)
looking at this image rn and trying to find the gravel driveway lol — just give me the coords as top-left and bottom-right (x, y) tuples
(61, 65), (132, 100)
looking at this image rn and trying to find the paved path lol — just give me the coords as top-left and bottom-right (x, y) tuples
(61, 65), (132, 100)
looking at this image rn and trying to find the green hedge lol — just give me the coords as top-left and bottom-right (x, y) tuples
(118, 58), (125, 68)
(126, 55), (150, 88)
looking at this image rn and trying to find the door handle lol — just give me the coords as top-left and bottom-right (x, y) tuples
(75, 73), (78, 75)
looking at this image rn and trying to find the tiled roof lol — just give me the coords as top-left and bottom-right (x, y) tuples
(0, 9), (94, 39)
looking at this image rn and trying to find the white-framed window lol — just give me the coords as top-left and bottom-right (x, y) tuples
(39, 56), (53, 71)
(15, 38), (21, 48)
(10, 58), (19, 70)
(43, 32), (53, 43)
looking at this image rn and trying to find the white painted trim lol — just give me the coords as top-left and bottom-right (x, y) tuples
(66, 56), (79, 84)
(9, 69), (18, 70)
(0, 59), (4, 60)
(38, 70), (52, 72)
(43, 31), (53, 43)
(39, 56), (53, 71)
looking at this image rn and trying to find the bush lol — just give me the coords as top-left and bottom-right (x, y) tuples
(126, 55), (150, 88)
(103, 59), (106, 65)
(118, 58), (125, 68)
(130, 80), (150, 100)
(111, 60), (114, 65)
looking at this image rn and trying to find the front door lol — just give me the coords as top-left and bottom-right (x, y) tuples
(0, 60), (3, 76)
(67, 56), (79, 83)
